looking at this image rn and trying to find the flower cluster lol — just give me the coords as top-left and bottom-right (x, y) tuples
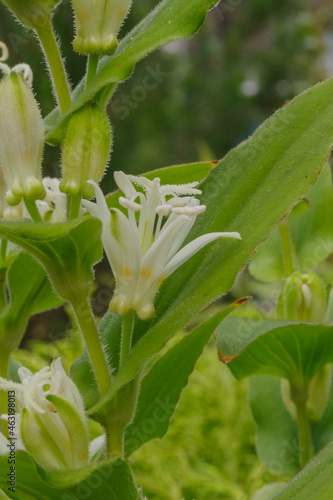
(84, 172), (241, 320)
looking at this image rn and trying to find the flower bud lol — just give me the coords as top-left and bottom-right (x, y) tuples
(277, 271), (326, 322)
(71, 0), (132, 55)
(0, 67), (45, 206)
(60, 104), (111, 199)
(1, 0), (61, 30)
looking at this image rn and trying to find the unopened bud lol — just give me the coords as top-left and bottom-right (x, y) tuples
(277, 271), (326, 322)
(71, 0), (132, 55)
(60, 104), (111, 198)
(0, 67), (45, 206)
(0, 0), (61, 30)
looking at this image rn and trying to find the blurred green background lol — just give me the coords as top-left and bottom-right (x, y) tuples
(1, 0), (333, 498)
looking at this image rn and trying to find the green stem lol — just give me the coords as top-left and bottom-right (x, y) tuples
(119, 312), (135, 368)
(24, 198), (43, 223)
(290, 383), (313, 468)
(0, 278), (7, 313)
(71, 294), (111, 396)
(36, 22), (71, 114)
(68, 193), (82, 221)
(86, 54), (99, 87)
(0, 351), (10, 436)
(279, 217), (294, 277)
(1, 239), (8, 262)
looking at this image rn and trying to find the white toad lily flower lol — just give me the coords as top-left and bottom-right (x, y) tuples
(0, 359), (90, 470)
(83, 172), (241, 320)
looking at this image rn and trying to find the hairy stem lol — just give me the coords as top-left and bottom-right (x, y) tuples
(71, 294), (111, 396)
(36, 22), (71, 114)
(279, 217), (294, 277)
(68, 193), (82, 221)
(24, 198), (43, 223)
(119, 311), (135, 368)
(290, 382), (313, 468)
(86, 54), (99, 87)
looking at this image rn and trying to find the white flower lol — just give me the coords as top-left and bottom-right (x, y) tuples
(0, 359), (89, 470)
(0, 63), (45, 206)
(36, 177), (67, 223)
(83, 172), (241, 320)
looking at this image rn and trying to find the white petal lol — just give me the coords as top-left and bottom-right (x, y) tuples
(84, 181), (111, 223)
(163, 231), (242, 277)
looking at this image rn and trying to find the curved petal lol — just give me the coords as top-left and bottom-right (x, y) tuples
(162, 231), (242, 277)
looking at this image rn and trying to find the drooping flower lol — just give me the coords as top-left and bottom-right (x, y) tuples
(0, 358), (89, 470)
(60, 104), (112, 199)
(0, 0), (61, 30)
(0, 63), (45, 206)
(83, 172), (241, 320)
(71, 0), (132, 55)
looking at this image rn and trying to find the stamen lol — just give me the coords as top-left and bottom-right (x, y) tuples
(0, 62), (10, 75)
(156, 204), (172, 216)
(172, 205), (206, 215)
(119, 196), (142, 211)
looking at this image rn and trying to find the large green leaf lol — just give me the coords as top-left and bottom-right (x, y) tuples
(0, 451), (143, 499)
(216, 318), (333, 384)
(0, 217), (102, 303)
(270, 439), (333, 500)
(44, 0), (220, 143)
(249, 164), (333, 282)
(124, 300), (246, 456)
(89, 77), (333, 419)
(0, 252), (63, 353)
(249, 375), (299, 477)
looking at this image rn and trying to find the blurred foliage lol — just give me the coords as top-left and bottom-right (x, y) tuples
(1, 0), (333, 189)
(132, 343), (278, 500)
(2, 1), (333, 496)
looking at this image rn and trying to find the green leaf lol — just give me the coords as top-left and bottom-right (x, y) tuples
(0, 489), (11, 499)
(249, 375), (299, 477)
(0, 451), (76, 499)
(250, 164), (333, 282)
(0, 252), (63, 353)
(106, 161), (216, 211)
(252, 483), (287, 500)
(0, 217), (102, 303)
(0, 451), (143, 499)
(44, 0), (220, 143)
(270, 439), (333, 500)
(124, 300), (246, 456)
(216, 318), (333, 384)
(90, 76), (333, 419)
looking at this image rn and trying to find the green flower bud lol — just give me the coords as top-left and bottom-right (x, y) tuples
(60, 104), (111, 199)
(0, 66), (45, 206)
(0, 0), (61, 30)
(277, 271), (326, 322)
(71, 0), (132, 55)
